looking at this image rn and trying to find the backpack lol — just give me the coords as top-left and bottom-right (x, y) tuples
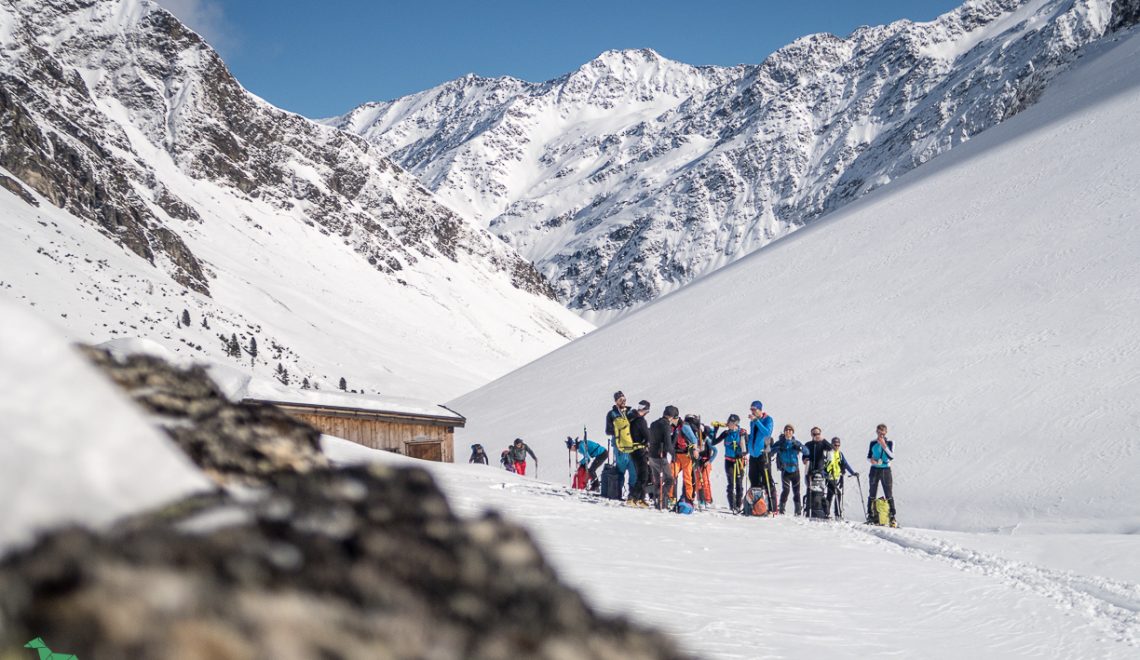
(673, 425), (689, 453)
(742, 487), (768, 517)
(875, 497), (891, 526)
(571, 465), (589, 490)
(826, 451), (842, 481)
(613, 411), (634, 453)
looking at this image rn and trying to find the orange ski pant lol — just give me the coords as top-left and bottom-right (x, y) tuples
(671, 454), (694, 502)
(694, 461), (713, 504)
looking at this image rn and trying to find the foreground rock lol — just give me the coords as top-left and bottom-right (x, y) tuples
(0, 348), (689, 659)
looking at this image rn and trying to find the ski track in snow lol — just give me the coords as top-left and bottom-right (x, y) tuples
(851, 525), (1140, 646)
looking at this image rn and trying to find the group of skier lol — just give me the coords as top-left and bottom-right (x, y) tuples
(467, 390), (898, 526)
(592, 390), (897, 525)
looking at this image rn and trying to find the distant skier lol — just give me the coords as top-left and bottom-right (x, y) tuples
(771, 424), (806, 515)
(711, 414), (747, 512)
(500, 449), (516, 473)
(802, 427), (833, 518)
(694, 423), (717, 507)
(627, 400), (652, 507)
(671, 414), (700, 505)
(508, 438), (538, 476)
(866, 424), (897, 525)
(826, 437), (858, 519)
(607, 391), (638, 497)
(747, 400), (776, 509)
(647, 405), (679, 510)
(575, 437), (609, 490)
(469, 443), (489, 465)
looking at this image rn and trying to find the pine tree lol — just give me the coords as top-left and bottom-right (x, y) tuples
(338, 377), (347, 391)
(275, 362), (290, 386)
(247, 337), (258, 366)
(181, 309), (191, 327)
(201, 317), (210, 330)
(229, 333), (240, 358)
(301, 377), (311, 390)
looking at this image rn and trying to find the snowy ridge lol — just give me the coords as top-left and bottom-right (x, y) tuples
(332, 0), (1140, 320)
(450, 26), (1140, 531)
(0, 0), (592, 400)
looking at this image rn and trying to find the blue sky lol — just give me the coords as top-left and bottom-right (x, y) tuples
(157, 0), (964, 118)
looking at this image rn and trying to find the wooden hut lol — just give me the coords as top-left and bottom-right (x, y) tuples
(245, 391), (464, 462)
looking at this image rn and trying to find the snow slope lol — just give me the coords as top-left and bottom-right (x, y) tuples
(0, 298), (210, 552)
(450, 26), (1140, 532)
(324, 437), (1140, 658)
(0, 0), (591, 402)
(332, 0), (1140, 319)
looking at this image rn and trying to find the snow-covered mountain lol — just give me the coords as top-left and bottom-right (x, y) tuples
(330, 0), (1140, 321)
(0, 0), (591, 401)
(450, 23), (1140, 532)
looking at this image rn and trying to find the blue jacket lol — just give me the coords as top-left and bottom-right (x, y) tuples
(867, 439), (894, 468)
(747, 415), (775, 457)
(712, 427), (745, 459)
(577, 439), (606, 465)
(771, 436), (806, 473)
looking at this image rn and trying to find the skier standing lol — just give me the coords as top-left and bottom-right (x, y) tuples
(747, 401), (776, 509)
(508, 438), (538, 476)
(711, 414), (747, 512)
(647, 405), (679, 510)
(771, 425), (806, 515)
(802, 427), (834, 518)
(693, 423), (716, 507)
(627, 400), (652, 507)
(606, 391), (637, 495)
(469, 444), (489, 465)
(866, 424), (897, 525)
(826, 437), (858, 518)
(499, 449), (515, 472)
(671, 414), (700, 505)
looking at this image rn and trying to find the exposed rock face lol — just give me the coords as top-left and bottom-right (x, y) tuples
(330, 0), (1136, 319)
(82, 347), (329, 485)
(0, 348), (687, 659)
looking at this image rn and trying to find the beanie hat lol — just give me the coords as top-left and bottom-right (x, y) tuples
(614, 390), (625, 401)
(750, 400), (763, 411)
(663, 405), (679, 418)
(638, 400), (651, 412)
(727, 413), (741, 424)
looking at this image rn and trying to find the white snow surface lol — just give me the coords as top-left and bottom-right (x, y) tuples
(322, 436), (1140, 658)
(0, 298), (210, 552)
(451, 28), (1140, 534)
(238, 378), (463, 421)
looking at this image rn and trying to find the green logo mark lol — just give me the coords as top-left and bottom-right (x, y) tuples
(23, 637), (78, 660)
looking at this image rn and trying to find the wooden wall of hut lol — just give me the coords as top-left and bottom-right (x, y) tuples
(288, 412), (455, 463)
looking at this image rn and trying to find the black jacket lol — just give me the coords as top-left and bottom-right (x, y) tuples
(803, 439), (832, 474)
(508, 443), (537, 463)
(469, 449), (489, 465)
(628, 411), (650, 450)
(648, 417), (676, 460)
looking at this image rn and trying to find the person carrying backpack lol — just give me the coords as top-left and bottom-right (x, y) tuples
(866, 424), (897, 526)
(802, 427), (833, 518)
(711, 414), (747, 512)
(670, 414), (700, 505)
(508, 438), (538, 476)
(469, 444), (489, 465)
(826, 437), (858, 519)
(606, 391), (638, 496)
(647, 405), (679, 510)
(746, 401), (776, 510)
(575, 437), (609, 490)
(500, 449), (515, 472)
(771, 424), (806, 515)
(627, 400), (652, 507)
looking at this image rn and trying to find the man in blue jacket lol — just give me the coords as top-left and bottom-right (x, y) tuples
(747, 400), (776, 510)
(575, 437), (609, 491)
(711, 414), (747, 512)
(866, 423), (896, 525)
(770, 424), (806, 515)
